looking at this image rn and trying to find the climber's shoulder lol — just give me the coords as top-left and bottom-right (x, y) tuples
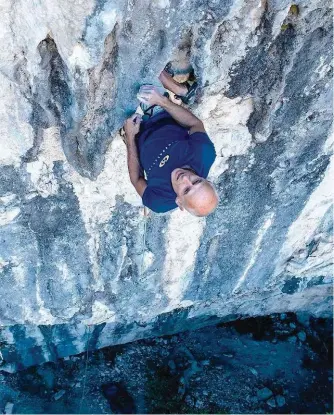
(142, 185), (177, 213)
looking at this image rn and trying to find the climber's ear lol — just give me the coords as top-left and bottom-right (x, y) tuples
(175, 197), (184, 211)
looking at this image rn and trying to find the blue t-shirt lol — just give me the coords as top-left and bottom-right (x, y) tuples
(137, 112), (216, 213)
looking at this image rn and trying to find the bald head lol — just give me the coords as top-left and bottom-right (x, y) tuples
(171, 168), (219, 217)
(184, 181), (219, 216)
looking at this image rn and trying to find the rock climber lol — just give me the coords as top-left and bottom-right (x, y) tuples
(123, 68), (218, 216)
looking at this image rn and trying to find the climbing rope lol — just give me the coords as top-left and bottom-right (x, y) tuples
(79, 325), (92, 413)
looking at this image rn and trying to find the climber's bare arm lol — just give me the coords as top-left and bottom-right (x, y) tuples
(158, 95), (206, 135)
(137, 86), (206, 135)
(126, 140), (147, 197)
(124, 114), (147, 197)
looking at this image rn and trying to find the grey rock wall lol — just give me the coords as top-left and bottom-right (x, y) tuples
(0, 0), (332, 370)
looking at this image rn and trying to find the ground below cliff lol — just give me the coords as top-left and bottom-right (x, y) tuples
(0, 312), (332, 414)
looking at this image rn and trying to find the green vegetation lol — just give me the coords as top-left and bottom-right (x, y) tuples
(281, 23), (292, 32)
(289, 4), (300, 15)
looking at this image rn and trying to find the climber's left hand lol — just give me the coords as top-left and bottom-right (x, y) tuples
(124, 113), (142, 142)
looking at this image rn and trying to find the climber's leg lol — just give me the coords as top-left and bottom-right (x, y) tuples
(159, 69), (198, 105)
(158, 70), (188, 97)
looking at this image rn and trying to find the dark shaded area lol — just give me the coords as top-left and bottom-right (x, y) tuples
(226, 15), (297, 136)
(0, 313), (332, 414)
(0, 165), (27, 196)
(101, 382), (136, 414)
(24, 36), (74, 163)
(101, 344), (125, 365)
(281, 277), (300, 294)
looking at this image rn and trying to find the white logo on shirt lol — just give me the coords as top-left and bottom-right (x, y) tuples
(159, 155), (169, 167)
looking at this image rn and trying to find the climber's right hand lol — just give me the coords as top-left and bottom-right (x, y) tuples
(137, 85), (164, 106)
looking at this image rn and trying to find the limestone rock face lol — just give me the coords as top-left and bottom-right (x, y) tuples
(0, 0), (332, 369)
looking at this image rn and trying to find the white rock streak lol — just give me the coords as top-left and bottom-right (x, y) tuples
(233, 212), (275, 292)
(67, 136), (141, 291)
(274, 154), (333, 277)
(0, 74), (34, 166)
(0, 207), (20, 226)
(83, 301), (116, 325)
(197, 95), (255, 179)
(68, 136), (141, 228)
(162, 210), (205, 307)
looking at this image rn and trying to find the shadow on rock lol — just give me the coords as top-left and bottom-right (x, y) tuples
(101, 382), (136, 414)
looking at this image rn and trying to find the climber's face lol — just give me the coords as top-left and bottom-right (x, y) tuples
(171, 168), (218, 217)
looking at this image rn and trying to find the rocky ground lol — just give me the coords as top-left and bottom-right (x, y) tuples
(0, 313), (332, 414)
